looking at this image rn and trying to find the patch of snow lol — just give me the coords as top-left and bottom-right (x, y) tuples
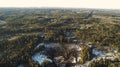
(92, 48), (107, 57)
(44, 43), (60, 48)
(32, 53), (52, 65)
(54, 56), (64, 63)
(77, 57), (81, 62)
(73, 40), (77, 42)
(72, 57), (76, 63)
(0, 20), (6, 24)
(68, 45), (81, 51)
(75, 45), (81, 51)
(35, 43), (59, 49)
(35, 43), (44, 49)
(84, 48), (120, 66)
(114, 50), (118, 53)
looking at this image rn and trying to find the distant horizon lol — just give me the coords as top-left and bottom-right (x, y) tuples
(0, 0), (120, 9)
(0, 7), (120, 10)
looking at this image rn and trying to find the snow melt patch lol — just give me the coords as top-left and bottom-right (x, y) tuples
(32, 53), (52, 65)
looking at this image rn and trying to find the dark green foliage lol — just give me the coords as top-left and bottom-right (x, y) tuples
(80, 45), (92, 63)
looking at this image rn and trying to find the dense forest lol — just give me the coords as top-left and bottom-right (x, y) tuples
(0, 8), (120, 67)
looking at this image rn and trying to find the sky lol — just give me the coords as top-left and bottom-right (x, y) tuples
(0, 0), (120, 9)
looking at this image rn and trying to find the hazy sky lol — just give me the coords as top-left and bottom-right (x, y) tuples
(0, 0), (120, 9)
